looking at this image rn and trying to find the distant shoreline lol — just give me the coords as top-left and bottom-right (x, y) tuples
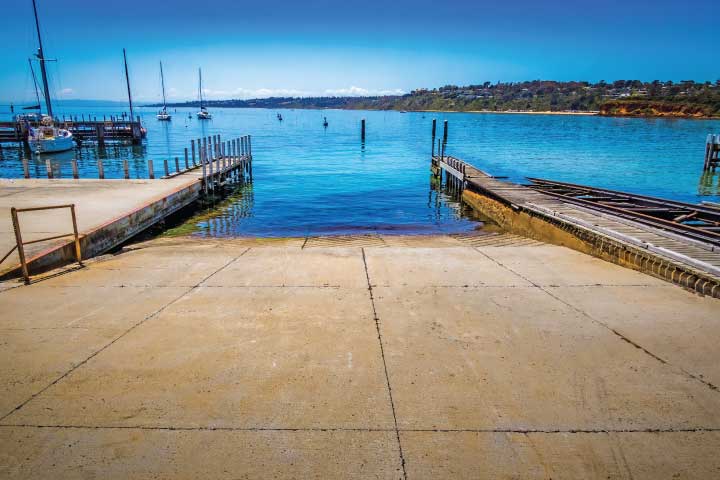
(150, 104), (720, 119)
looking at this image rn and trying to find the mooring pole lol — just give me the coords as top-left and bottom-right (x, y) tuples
(431, 118), (437, 158)
(361, 118), (366, 142)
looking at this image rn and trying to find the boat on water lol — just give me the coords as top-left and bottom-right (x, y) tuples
(157, 61), (171, 121)
(277, 113), (283, 121)
(323, 116), (328, 127)
(196, 68), (212, 120)
(27, 0), (73, 154)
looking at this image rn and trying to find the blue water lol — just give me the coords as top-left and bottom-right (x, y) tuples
(1, 104), (719, 236)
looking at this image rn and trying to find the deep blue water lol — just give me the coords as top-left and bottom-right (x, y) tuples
(1, 104), (719, 236)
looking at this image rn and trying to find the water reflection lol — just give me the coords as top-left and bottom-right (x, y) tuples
(698, 171), (719, 196)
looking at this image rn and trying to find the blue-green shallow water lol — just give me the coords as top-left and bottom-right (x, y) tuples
(1, 105), (719, 236)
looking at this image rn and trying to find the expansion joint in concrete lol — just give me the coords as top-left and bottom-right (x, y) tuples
(473, 248), (719, 394)
(0, 247), (252, 423)
(361, 248), (408, 480)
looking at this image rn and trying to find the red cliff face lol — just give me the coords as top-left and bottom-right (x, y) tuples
(600, 100), (715, 118)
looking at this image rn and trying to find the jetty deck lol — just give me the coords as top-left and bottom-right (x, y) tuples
(0, 236), (718, 477)
(435, 155), (720, 297)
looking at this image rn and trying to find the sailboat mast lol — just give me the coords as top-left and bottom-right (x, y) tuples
(31, 0), (53, 118)
(198, 68), (204, 109)
(160, 61), (167, 109)
(28, 58), (42, 115)
(123, 48), (135, 120)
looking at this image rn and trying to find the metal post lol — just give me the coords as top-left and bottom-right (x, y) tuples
(70, 204), (82, 264)
(123, 159), (129, 179)
(148, 159), (154, 179)
(10, 207), (30, 284)
(72, 159), (79, 179)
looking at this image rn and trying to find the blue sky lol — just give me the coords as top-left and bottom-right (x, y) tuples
(2, 0), (717, 103)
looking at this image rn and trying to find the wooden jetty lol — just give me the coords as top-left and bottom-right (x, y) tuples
(0, 116), (145, 146)
(0, 133), (253, 282)
(430, 148), (720, 297)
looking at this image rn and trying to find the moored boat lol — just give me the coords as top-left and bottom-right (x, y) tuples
(196, 68), (212, 120)
(27, 0), (74, 154)
(157, 61), (171, 121)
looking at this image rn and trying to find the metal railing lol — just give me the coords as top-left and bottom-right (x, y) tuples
(0, 204), (82, 284)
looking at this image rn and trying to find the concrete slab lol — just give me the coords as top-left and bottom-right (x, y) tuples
(205, 247), (368, 288)
(0, 179), (199, 269)
(0, 285), (186, 418)
(372, 286), (720, 430)
(38, 245), (247, 287)
(9, 287), (395, 430)
(478, 245), (667, 287)
(0, 427), (402, 479)
(364, 247), (531, 287)
(401, 431), (720, 479)
(549, 285), (720, 387)
(1, 238), (719, 477)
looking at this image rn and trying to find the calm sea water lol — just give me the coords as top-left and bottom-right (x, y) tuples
(1, 104), (719, 236)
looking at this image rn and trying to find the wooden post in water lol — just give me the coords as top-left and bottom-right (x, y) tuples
(72, 159), (78, 179)
(164, 159), (169, 177)
(361, 118), (366, 142)
(175, 157), (180, 173)
(22, 158), (29, 179)
(96, 124), (105, 146)
(184, 148), (189, 170)
(431, 118), (437, 157)
(123, 160), (129, 179)
(191, 140), (196, 166)
(148, 159), (154, 179)
(97, 159), (104, 179)
(441, 120), (448, 159)
(46, 159), (53, 179)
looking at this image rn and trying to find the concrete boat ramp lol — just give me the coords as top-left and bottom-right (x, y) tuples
(1, 157), (719, 477)
(0, 235), (719, 478)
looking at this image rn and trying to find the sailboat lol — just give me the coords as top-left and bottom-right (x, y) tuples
(27, 0), (73, 154)
(196, 68), (212, 120)
(157, 61), (171, 121)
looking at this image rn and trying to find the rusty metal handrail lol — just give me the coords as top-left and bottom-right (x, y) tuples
(2, 204), (83, 284)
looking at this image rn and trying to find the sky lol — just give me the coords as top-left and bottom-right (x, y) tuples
(1, 0), (718, 103)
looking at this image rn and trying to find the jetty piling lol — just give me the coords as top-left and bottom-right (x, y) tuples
(72, 160), (78, 179)
(123, 160), (129, 179)
(148, 160), (154, 179)
(45, 160), (52, 179)
(23, 159), (29, 179)
(361, 118), (366, 142)
(175, 157), (180, 174)
(185, 148), (189, 170)
(704, 134), (719, 171)
(164, 159), (169, 177)
(191, 140), (196, 166)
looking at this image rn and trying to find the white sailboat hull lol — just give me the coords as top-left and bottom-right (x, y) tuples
(197, 112), (212, 120)
(157, 113), (172, 121)
(29, 129), (74, 154)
